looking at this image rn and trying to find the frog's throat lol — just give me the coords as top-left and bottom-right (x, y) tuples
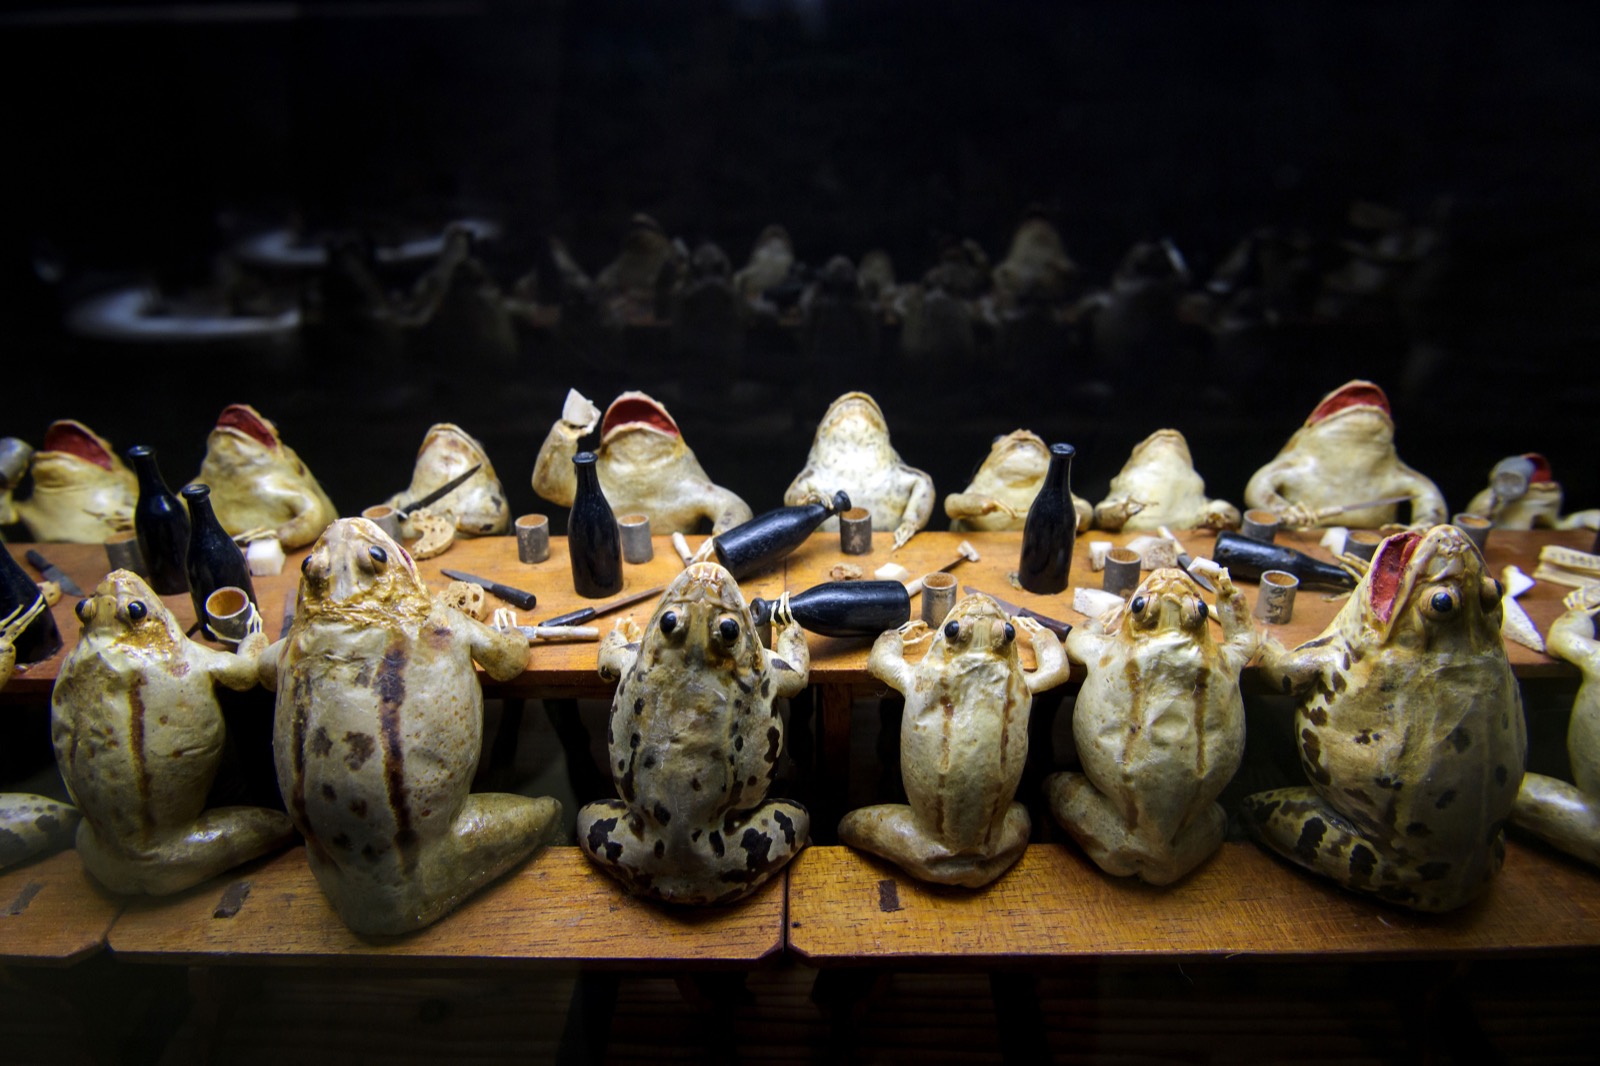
(418, 423), (485, 460)
(601, 392), (680, 444)
(299, 589), (431, 629)
(215, 404), (280, 450)
(40, 420), (115, 471)
(821, 391), (885, 428)
(1306, 380), (1389, 425)
(1129, 428), (1192, 466)
(664, 562), (747, 614)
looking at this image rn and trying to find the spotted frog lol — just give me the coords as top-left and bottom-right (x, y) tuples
(1244, 381), (1446, 528)
(259, 518), (560, 934)
(50, 571), (292, 893)
(189, 404), (337, 549)
(785, 391), (935, 550)
(841, 598), (1070, 887)
(9, 420), (137, 543)
(1047, 568), (1257, 884)
(533, 390), (752, 535)
(384, 423), (509, 536)
(1242, 525), (1526, 911)
(1, 598), (80, 870)
(1093, 429), (1241, 532)
(578, 562), (809, 904)
(945, 429), (1091, 534)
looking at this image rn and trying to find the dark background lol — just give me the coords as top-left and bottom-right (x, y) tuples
(2, 0), (1598, 525)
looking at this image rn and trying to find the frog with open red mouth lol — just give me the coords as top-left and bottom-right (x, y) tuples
(531, 389), (753, 535)
(1244, 380), (1447, 528)
(8, 420), (137, 543)
(188, 404), (337, 549)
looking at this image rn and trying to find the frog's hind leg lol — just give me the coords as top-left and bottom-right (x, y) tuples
(840, 802), (1029, 888)
(410, 793), (563, 928)
(0, 794), (80, 870)
(76, 806), (295, 895)
(1512, 773), (1600, 868)
(1241, 787), (1501, 912)
(1046, 771), (1146, 879)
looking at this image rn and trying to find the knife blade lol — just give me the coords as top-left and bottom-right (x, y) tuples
(960, 585), (1073, 639)
(399, 463), (483, 517)
(439, 568), (538, 611)
(1308, 494), (1413, 522)
(25, 549), (85, 596)
(540, 585), (667, 629)
(1157, 525), (1215, 593)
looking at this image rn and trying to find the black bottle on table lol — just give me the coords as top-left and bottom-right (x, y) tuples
(713, 490), (852, 579)
(749, 580), (910, 638)
(0, 543), (62, 664)
(128, 445), (190, 595)
(1212, 530), (1357, 591)
(569, 451), (623, 599)
(1018, 443), (1076, 595)
(181, 483), (256, 638)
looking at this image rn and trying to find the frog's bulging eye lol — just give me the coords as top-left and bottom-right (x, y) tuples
(719, 618), (739, 643)
(1130, 596), (1148, 614)
(1002, 623), (1015, 643)
(944, 620), (961, 642)
(1196, 600), (1208, 621)
(302, 555), (314, 575)
(1483, 578), (1503, 608)
(368, 545), (388, 566)
(1426, 590), (1459, 617)
(660, 611), (678, 635)
(126, 601), (147, 622)
(75, 598), (91, 622)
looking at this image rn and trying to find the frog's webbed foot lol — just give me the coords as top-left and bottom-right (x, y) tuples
(1278, 502), (1321, 530)
(897, 619), (932, 644)
(1199, 501), (1242, 531)
(838, 803), (1029, 888)
(598, 618), (643, 681)
(1241, 787), (1503, 912)
(1092, 497), (1143, 531)
(0, 795), (79, 870)
(891, 521), (919, 552)
(0, 596), (46, 646)
(1511, 774), (1600, 869)
(76, 807), (294, 896)
(1562, 587), (1600, 614)
(1046, 773), (1223, 886)
(1335, 552), (1372, 581)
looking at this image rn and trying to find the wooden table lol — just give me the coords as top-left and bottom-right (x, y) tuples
(0, 850), (125, 966)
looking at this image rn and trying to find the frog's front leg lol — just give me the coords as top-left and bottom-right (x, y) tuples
(199, 626), (271, 691)
(1257, 636), (1338, 697)
(1212, 568), (1260, 672)
(1072, 495), (1093, 533)
(1064, 624), (1110, 666)
(944, 491), (1013, 526)
(529, 404), (596, 507)
(765, 595), (810, 698)
(1018, 616), (1071, 694)
(597, 617), (642, 682)
(1547, 604), (1600, 676)
(461, 609), (530, 682)
(1393, 471), (1447, 528)
(891, 468), (937, 550)
(866, 622), (919, 696)
(1091, 496), (1143, 531)
(0, 598), (44, 688)
(701, 484), (754, 536)
(1198, 499), (1242, 531)
(270, 487), (330, 549)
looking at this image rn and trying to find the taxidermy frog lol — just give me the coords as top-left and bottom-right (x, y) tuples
(1242, 525), (1526, 911)
(50, 570), (293, 893)
(732, 224), (795, 305)
(1244, 380), (1447, 528)
(1047, 568), (1257, 885)
(189, 404), (337, 549)
(840, 597), (1070, 887)
(578, 562), (809, 904)
(532, 390), (752, 535)
(1510, 591), (1600, 868)
(1, 597), (80, 870)
(1461, 453), (1596, 531)
(991, 213), (1079, 307)
(9, 420), (137, 543)
(785, 391), (936, 550)
(945, 429), (1091, 533)
(383, 423), (509, 536)
(259, 518), (560, 934)
(1093, 429), (1241, 532)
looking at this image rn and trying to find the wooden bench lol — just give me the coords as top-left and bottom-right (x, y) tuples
(0, 850), (124, 967)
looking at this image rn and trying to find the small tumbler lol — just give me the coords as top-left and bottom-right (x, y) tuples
(515, 514), (550, 564)
(618, 513), (654, 564)
(104, 529), (146, 577)
(1241, 509), (1280, 544)
(1103, 547), (1142, 599)
(1253, 570), (1299, 625)
(362, 504), (404, 542)
(1345, 530), (1384, 562)
(205, 586), (260, 645)
(1453, 513), (1492, 556)
(921, 571), (958, 628)
(840, 507), (873, 555)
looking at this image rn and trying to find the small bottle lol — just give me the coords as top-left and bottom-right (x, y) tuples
(749, 580), (910, 638)
(182, 484), (256, 639)
(1212, 531), (1356, 591)
(128, 445), (190, 595)
(1018, 443), (1076, 595)
(569, 451), (622, 598)
(0, 545), (62, 664)
(713, 491), (851, 579)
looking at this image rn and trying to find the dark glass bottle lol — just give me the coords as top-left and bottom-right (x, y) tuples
(1018, 443), (1076, 595)
(713, 491), (851, 579)
(749, 580), (909, 638)
(569, 451), (622, 599)
(128, 445), (190, 595)
(1212, 531), (1356, 591)
(0, 545), (62, 664)
(182, 484), (256, 639)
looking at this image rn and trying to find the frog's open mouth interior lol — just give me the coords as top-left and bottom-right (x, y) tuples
(602, 395), (679, 439)
(217, 405), (278, 449)
(1526, 453), (1553, 483)
(1369, 530), (1422, 624)
(41, 421), (113, 470)
(1308, 382), (1390, 424)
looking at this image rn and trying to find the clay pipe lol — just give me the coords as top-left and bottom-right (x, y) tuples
(905, 540), (980, 597)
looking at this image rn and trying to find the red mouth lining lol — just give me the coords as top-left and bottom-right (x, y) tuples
(602, 397), (679, 438)
(41, 421), (113, 470)
(1369, 531), (1421, 624)
(1308, 382), (1390, 425)
(1525, 453), (1553, 483)
(217, 405), (278, 449)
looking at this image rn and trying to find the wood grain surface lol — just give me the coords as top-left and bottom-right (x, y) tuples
(0, 849), (125, 966)
(107, 845), (785, 968)
(787, 841), (1600, 965)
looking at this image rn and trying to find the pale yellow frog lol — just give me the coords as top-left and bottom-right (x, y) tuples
(1093, 429), (1241, 532)
(383, 423), (509, 536)
(189, 404), (337, 549)
(10, 420), (136, 543)
(945, 430), (1091, 533)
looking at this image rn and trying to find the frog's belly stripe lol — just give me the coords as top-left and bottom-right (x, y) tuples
(375, 638), (418, 876)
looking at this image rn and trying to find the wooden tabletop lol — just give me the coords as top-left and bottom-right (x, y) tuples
(0, 849), (125, 967)
(787, 841), (1600, 966)
(3, 526), (1588, 699)
(108, 845), (785, 969)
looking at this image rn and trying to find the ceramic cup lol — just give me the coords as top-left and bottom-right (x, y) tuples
(840, 507), (873, 555)
(1345, 529), (1384, 562)
(205, 586), (260, 646)
(920, 571), (958, 628)
(0, 437), (32, 492)
(618, 513), (654, 564)
(361, 504), (404, 542)
(1241, 509), (1281, 544)
(515, 514), (550, 564)
(1453, 513), (1492, 556)
(1103, 547), (1142, 599)
(1253, 570), (1299, 625)
(104, 529), (146, 577)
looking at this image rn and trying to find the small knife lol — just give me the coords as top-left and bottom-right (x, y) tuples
(541, 585), (667, 628)
(439, 568), (538, 611)
(960, 585), (1073, 640)
(399, 463), (482, 517)
(1157, 525), (1216, 593)
(25, 549), (85, 596)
